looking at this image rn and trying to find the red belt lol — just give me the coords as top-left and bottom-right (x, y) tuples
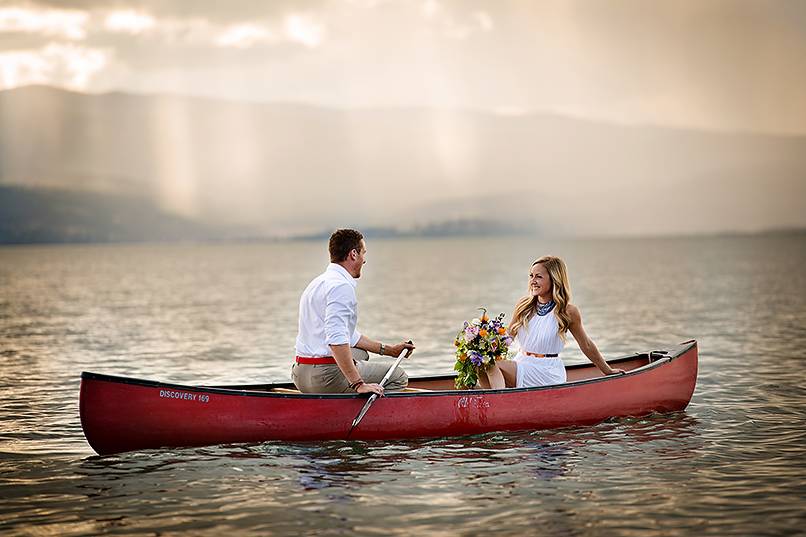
(524, 351), (559, 358)
(295, 356), (337, 365)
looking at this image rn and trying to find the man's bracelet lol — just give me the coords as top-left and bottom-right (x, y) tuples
(349, 379), (365, 391)
(379, 343), (385, 356)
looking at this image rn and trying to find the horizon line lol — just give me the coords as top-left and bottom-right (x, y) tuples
(0, 226), (803, 248)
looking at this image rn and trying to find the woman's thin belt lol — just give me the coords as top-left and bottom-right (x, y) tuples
(524, 351), (559, 358)
(295, 356), (337, 365)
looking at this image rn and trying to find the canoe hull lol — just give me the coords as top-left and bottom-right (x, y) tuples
(80, 341), (698, 455)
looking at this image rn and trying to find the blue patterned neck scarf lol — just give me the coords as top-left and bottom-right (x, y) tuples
(536, 300), (556, 316)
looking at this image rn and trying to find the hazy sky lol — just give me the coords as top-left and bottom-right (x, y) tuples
(2, 0), (806, 134)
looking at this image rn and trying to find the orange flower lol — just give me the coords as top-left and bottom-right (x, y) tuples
(458, 353), (467, 362)
(481, 313), (489, 322)
(454, 339), (460, 347)
(497, 327), (506, 335)
(495, 354), (503, 361)
(479, 329), (488, 338)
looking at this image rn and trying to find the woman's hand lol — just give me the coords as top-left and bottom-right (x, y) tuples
(605, 367), (626, 375)
(356, 382), (384, 396)
(387, 341), (415, 358)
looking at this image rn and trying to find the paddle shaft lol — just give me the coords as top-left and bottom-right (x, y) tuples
(378, 349), (411, 387)
(349, 342), (413, 434)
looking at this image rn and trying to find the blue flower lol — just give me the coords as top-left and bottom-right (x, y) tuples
(469, 351), (484, 367)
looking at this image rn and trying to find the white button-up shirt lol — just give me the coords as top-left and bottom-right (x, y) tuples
(295, 263), (362, 357)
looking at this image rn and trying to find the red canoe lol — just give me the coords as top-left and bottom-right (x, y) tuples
(79, 340), (698, 455)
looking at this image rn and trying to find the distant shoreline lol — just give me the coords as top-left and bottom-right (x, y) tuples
(0, 227), (803, 247)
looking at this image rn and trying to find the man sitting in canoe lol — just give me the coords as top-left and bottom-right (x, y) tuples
(292, 228), (415, 395)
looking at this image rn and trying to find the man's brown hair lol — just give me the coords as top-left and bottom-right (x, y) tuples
(329, 228), (364, 262)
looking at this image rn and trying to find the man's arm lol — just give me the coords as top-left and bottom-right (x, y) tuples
(324, 284), (385, 395)
(330, 343), (384, 395)
(355, 335), (415, 358)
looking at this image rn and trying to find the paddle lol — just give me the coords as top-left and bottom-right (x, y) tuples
(348, 342), (414, 437)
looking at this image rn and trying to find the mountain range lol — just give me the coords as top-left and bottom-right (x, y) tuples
(1, 85), (804, 243)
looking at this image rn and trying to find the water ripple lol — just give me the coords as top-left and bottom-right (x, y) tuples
(1, 238), (805, 536)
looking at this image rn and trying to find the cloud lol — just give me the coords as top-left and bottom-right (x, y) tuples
(104, 9), (156, 35)
(420, 0), (493, 40)
(27, 0), (328, 24)
(0, 3), (329, 93)
(421, 0), (440, 20)
(215, 23), (274, 49)
(473, 11), (492, 32)
(0, 42), (108, 89)
(0, 0), (805, 133)
(0, 48), (50, 87)
(0, 5), (88, 40)
(283, 14), (324, 48)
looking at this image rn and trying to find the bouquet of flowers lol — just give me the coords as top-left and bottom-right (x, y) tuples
(453, 308), (513, 389)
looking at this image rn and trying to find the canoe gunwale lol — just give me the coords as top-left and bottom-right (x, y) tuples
(80, 340), (696, 400)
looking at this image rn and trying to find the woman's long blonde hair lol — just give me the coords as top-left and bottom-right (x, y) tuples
(509, 256), (573, 340)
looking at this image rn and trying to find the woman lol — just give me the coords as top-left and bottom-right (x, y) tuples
(482, 256), (624, 389)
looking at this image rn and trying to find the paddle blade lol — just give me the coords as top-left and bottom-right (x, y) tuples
(349, 393), (377, 433)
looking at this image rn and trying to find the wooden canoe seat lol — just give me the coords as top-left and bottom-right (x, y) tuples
(271, 387), (302, 393)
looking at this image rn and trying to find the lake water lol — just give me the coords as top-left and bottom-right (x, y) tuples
(1, 235), (805, 536)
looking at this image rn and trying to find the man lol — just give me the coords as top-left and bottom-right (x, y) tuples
(292, 228), (415, 395)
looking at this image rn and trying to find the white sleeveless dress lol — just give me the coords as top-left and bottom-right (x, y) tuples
(512, 308), (567, 388)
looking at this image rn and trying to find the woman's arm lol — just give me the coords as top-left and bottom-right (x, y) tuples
(567, 304), (624, 376)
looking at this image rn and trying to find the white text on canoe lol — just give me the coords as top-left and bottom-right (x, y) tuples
(159, 390), (209, 403)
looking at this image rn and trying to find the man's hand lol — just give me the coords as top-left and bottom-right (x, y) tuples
(387, 341), (415, 358)
(356, 382), (384, 396)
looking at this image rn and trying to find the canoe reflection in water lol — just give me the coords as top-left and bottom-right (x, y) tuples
(266, 411), (701, 492)
(68, 415), (704, 536)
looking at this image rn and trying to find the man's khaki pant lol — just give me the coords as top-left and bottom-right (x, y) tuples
(292, 348), (408, 393)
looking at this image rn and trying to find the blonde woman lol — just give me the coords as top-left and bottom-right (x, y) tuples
(482, 256), (624, 389)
